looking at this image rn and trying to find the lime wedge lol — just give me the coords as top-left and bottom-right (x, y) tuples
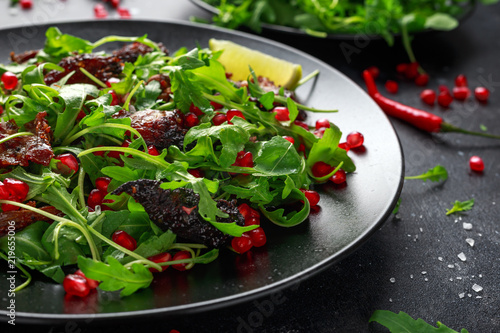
(209, 39), (302, 90)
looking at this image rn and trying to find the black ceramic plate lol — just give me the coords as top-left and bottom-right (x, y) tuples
(0, 20), (403, 324)
(189, 0), (475, 40)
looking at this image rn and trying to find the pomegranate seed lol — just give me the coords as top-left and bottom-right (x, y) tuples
(1, 72), (18, 90)
(106, 77), (120, 87)
(313, 127), (326, 138)
(88, 189), (105, 209)
(300, 189), (320, 206)
(366, 66), (380, 79)
(117, 7), (131, 19)
(63, 274), (90, 297)
(315, 119), (330, 130)
(245, 217), (260, 226)
(247, 227), (266, 247)
(108, 90), (119, 105)
(283, 136), (295, 144)
(346, 131), (364, 149)
(396, 63), (408, 74)
(188, 168), (204, 178)
(212, 113), (227, 126)
(438, 85), (449, 93)
(298, 143), (306, 153)
(405, 62), (419, 79)
(74, 269), (99, 289)
(273, 107), (290, 121)
(437, 91), (453, 108)
(19, 0), (33, 9)
(110, 0), (120, 8)
(293, 120), (309, 130)
(55, 153), (79, 176)
(148, 252), (172, 272)
(311, 161), (334, 178)
(3, 178), (29, 200)
(414, 73), (429, 86)
(185, 112), (199, 128)
(238, 203), (252, 218)
(112, 230), (137, 251)
(227, 109), (245, 122)
(474, 87), (490, 102)
(330, 169), (347, 184)
(469, 156), (484, 172)
(95, 177), (111, 193)
(385, 80), (398, 94)
(189, 103), (203, 116)
(172, 251), (191, 271)
(147, 145), (160, 156)
(210, 100), (224, 110)
(233, 151), (253, 168)
(452, 86), (470, 100)
(338, 142), (350, 151)
(231, 234), (253, 254)
(94, 4), (108, 18)
(455, 74), (468, 87)
(420, 89), (436, 106)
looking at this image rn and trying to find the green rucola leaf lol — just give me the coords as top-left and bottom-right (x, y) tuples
(369, 310), (469, 333)
(77, 256), (153, 297)
(446, 199), (475, 216)
(405, 165), (448, 182)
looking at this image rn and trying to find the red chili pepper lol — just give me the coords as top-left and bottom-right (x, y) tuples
(362, 70), (500, 139)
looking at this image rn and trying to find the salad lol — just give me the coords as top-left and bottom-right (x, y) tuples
(0, 27), (355, 297)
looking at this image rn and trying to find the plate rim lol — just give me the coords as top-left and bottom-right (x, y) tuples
(0, 18), (405, 324)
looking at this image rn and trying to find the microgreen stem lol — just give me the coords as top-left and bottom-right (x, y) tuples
(296, 70), (319, 88)
(78, 146), (170, 169)
(0, 132), (34, 145)
(123, 80), (144, 111)
(61, 124), (145, 149)
(0, 252), (31, 292)
(310, 161), (343, 182)
(86, 225), (162, 272)
(52, 220), (100, 262)
(195, 72), (244, 104)
(91, 36), (161, 52)
(156, 101), (176, 110)
(79, 68), (108, 88)
(78, 167), (86, 210)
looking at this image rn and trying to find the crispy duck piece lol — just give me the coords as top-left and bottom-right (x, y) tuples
(10, 50), (38, 64)
(0, 111), (54, 168)
(112, 179), (244, 248)
(146, 74), (172, 102)
(0, 204), (63, 237)
(128, 109), (188, 150)
(44, 42), (169, 86)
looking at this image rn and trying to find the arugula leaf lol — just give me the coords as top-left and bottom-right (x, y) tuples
(446, 199), (475, 216)
(259, 187), (310, 227)
(250, 136), (302, 177)
(0, 221), (52, 263)
(369, 310), (469, 333)
(78, 256), (154, 297)
(405, 165), (448, 182)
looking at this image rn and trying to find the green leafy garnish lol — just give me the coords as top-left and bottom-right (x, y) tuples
(370, 310), (469, 333)
(405, 165), (448, 182)
(446, 199), (475, 216)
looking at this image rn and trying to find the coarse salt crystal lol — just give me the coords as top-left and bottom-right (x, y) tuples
(459, 293), (465, 298)
(458, 252), (467, 261)
(466, 238), (475, 247)
(476, 296), (483, 299)
(448, 264), (455, 268)
(463, 223), (473, 230)
(472, 284), (483, 292)
(457, 277), (462, 280)
(438, 257), (443, 261)
(422, 271), (427, 275)
(390, 277), (396, 283)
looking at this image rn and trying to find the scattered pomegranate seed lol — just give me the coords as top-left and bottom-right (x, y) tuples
(212, 113), (227, 126)
(414, 73), (429, 86)
(94, 4), (108, 18)
(346, 131), (364, 149)
(396, 63), (408, 74)
(233, 151), (253, 168)
(455, 74), (468, 87)
(300, 189), (320, 206)
(293, 120), (309, 130)
(405, 62), (419, 79)
(108, 90), (119, 105)
(63, 274), (90, 297)
(366, 66), (380, 79)
(189, 103), (203, 116)
(273, 107), (290, 121)
(110, 0), (120, 8)
(231, 234), (253, 254)
(95, 177), (111, 193)
(474, 87), (490, 102)
(330, 169), (347, 184)
(437, 91), (453, 108)
(313, 127), (326, 138)
(1, 72), (18, 90)
(338, 142), (350, 151)
(148, 252), (172, 272)
(172, 251), (191, 271)
(112, 230), (137, 251)
(238, 203), (252, 218)
(283, 136), (295, 144)
(385, 80), (398, 94)
(117, 7), (131, 19)
(3, 178), (29, 200)
(452, 86), (470, 100)
(438, 85), (450, 93)
(185, 112), (199, 128)
(311, 161), (334, 178)
(420, 89), (436, 106)
(469, 156), (484, 172)
(88, 189), (105, 209)
(247, 227), (267, 247)
(227, 109), (245, 122)
(210, 100), (224, 110)
(315, 118), (331, 130)
(147, 145), (160, 156)
(74, 269), (99, 289)
(54, 154), (79, 176)
(188, 169), (204, 178)
(19, 0), (33, 9)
